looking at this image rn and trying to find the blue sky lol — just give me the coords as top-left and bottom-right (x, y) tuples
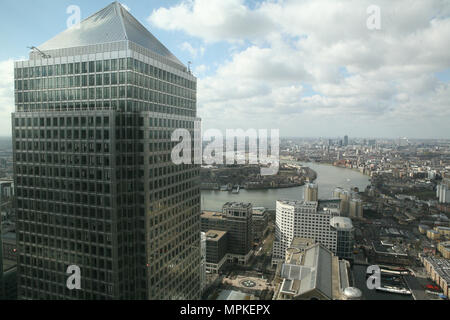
(1, 0), (450, 138)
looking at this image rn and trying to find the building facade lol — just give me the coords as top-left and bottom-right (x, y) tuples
(272, 200), (339, 266)
(201, 202), (253, 265)
(304, 183), (318, 202)
(204, 230), (228, 274)
(252, 207), (269, 243)
(12, 2), (201, 300)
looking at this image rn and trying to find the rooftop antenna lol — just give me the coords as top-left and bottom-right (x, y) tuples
(188, 61), (192, 74)
(28, 46), (51, 59)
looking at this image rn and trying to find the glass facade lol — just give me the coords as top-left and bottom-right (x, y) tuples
(13, 26), (201, 300)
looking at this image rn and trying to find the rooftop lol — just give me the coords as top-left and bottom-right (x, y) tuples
(330, 217), (354, 231)
(279, 243), (347, 300)
(205, 230), (227, 241)
(37, 1), (184, 67)
(201, 211), (224, 220)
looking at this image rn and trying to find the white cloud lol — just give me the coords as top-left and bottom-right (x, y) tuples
(148, 0), (274, 42)
(180, 41), (205, 58)
(152, 0), (450, 138)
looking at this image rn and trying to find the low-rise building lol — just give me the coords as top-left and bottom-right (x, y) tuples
(422, 256), (450, 297)
(275, 242), (359, 300)
(437, 241), (450, 259)
(427, 229), (441, 240)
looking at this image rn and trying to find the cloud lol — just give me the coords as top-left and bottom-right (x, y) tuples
(148, 0), (274, 42)
(153, 0), (450, 138)
(180, 41), (205, 58)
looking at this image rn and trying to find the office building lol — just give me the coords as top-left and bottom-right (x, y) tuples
(201, 202), (253, 265)
(437, 179), (450, 203)
(272, 200), (340, 266)
(330, 216), (354, 261)
(252, 207), (269, 243)
(333, 187), (353, 216)
(13, 2), (201, 300)
(304, 183), (318, 202)
(204, 230), (228, 274)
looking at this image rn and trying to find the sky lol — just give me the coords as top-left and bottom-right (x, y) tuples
(0, 0), (450, 138)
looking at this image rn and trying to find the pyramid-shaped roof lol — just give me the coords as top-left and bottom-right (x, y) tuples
(39, 1), (183, 66)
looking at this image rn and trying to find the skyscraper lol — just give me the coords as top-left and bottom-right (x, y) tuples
(12, 2), (201, 300)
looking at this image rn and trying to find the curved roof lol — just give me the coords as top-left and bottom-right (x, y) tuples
(38, 2), (184, 67)
(330, 216), (353, 231)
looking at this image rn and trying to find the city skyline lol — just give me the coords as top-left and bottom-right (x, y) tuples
(0, 0), (449, 139)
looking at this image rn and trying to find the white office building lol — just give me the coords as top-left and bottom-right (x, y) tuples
(272, 200), (340, 266)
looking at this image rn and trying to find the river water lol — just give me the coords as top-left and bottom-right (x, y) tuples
(201, 162), (371, 211)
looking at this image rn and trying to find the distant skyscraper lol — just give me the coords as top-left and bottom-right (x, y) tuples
(344, 135), (349, 146)
(13, 2), (201, 300)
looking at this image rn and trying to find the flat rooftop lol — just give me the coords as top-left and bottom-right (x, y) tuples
(223, 202), (252, 209)
(205, 230), (227, 241)
(201, 211), (224, 219)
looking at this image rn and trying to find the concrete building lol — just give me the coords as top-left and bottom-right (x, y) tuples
(275, 242), (356, 300)
(304, 183), (318, 202)
(272, 200), (339, 266)
(201, 202), (253, 265)
(252, 207), (269, 243)
(204, 230), (228, 274)
(12, 2), (201, 300)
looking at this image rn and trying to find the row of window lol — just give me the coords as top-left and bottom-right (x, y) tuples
(15, 58), (195, 90)
(16, 86), (194, 110)
(16, 71), (194, 99)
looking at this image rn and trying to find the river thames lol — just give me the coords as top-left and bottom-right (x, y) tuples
(201, 162), (371, 211)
